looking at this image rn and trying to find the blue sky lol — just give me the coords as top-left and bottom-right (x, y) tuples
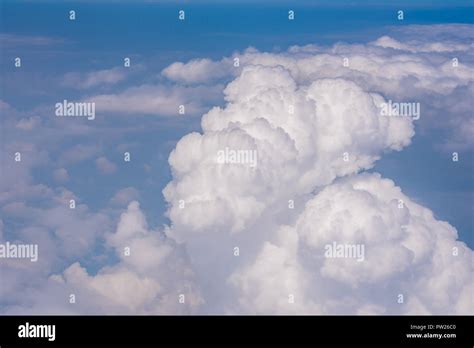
(0, 0), (473, 314)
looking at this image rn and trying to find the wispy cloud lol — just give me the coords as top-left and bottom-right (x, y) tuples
(0, 33), (67, 47)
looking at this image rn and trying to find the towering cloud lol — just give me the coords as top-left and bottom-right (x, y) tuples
(164, 67), (414, 235)
(162, 24), (474, 149)
(161, 25), (473, 314)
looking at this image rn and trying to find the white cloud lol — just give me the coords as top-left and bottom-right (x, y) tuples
(161, 25), (474, 149)
(164, 67), (414, 235)
(47, 201), (202, 314)
(0, 201), (202, 314)
(96, 156), (117, 175)
(371, 35), (474, 53)
(0, 34), (66, 47)
(160, 25), (473, 314)
(230, 173), (473, 314)
(86, 83), (223, 116)
(15, 116), (41, 131)
(62, 67), (127, 89)
(162, 58), (232, 84)
(0, 188), (114, 313)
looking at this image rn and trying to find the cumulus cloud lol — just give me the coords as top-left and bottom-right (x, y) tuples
(162, 58), (232, 84)
(161, 24), (474, 149)
(160, 25), (473, 314)
(230, 173), (473, 314)
(0, 187), (114, 314)
(1, 201), (202, 315)
(47, 201), (202, 314)
(164, 66), (414, 235)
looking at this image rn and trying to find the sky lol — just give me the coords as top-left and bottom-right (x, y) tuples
(0, 0), (473, 314)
